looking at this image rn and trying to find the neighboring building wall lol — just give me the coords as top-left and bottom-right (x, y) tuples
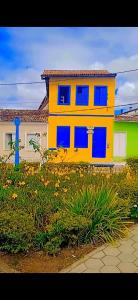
(48, 77), (116, 163)
(121, 109), (138, 116)
(0, 122), (48, 162)
(114, 122), (138, 161)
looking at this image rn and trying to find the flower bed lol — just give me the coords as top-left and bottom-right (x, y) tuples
(0, 162), (137, 255)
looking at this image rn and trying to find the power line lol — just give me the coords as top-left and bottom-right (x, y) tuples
(0, 67), (138, 86)
(47, 102), (138, 114)
(117, 68), (138, 74)
(0, 98), (138, 105)
(0, 81), (45, 86)
(1, 102), (138, 114)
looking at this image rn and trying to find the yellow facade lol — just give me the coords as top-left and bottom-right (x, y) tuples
(47, 76), (116, 163)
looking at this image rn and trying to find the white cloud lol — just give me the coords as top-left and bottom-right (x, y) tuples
(89, 62), (105, 70)
(1, 27), (138, 109)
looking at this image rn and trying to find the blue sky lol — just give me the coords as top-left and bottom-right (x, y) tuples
(0, 27), (138, 109)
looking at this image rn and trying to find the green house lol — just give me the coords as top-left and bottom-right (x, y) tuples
(114, 115), (138, 161)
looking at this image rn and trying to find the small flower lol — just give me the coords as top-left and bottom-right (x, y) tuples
(3, 184), (8, 189)
(6, 179), (12, 184)
(18, 181), (26, 186)
(80, 173), (83, 177)
(106, 174), (110, 179)
(12, 193), (18, 199)
(44, 180), (50, 186)
(54, 192), (59, 197)
(55, 182), (60, 188)
(133, 204), (138, 208)
(63, 188), (68, 193)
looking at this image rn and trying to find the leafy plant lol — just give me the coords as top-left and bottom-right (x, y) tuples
(44, 236), (64, 255)
(34, 232), (48, 249)
(0, 209), (36, 253)
(130, 205), (138, 220)
(126, 157), (138, 174)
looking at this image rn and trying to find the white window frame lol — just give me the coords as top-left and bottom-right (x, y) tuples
(25, 132), (41, 151)
(4, 132), (16, 151)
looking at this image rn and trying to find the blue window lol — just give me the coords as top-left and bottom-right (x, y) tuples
(94, 86), (108, 106)
(92, 127), (107, 158)
(57, 126), (70, 148)
(58, 86), (70, 105)
(76, 86), (89, 106)
(74, 126), (88, 148)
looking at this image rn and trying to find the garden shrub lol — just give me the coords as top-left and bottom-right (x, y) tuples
(64, 185), (131, 244)
(117, 179), (138, 205)
(0, 161), (137, 255)
(130, 205), (138, 220)
(44, 237), (64, 255)
(126, 157), (138, 174)
(0, 209), (36, 253)
(34, 232), (48, 250)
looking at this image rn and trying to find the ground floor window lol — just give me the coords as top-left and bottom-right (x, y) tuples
(74, 126), (88, 148)
(56, 126), (70, 148)
(5, 133), (15, 150)
(26, 133), (40, 150)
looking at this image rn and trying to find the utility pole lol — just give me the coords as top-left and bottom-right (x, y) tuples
(14, 117), (21, 169)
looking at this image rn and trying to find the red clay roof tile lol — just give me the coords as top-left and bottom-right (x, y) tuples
(41, 69), (116, 78)
(115, 115), (138, 122)
(0, 109), (48, 122)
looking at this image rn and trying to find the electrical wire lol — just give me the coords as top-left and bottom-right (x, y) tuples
(1, 101), (138, 113)
(0, 67), (138, 86)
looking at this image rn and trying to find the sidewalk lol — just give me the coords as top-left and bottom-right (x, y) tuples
(60, 224), (138, 273)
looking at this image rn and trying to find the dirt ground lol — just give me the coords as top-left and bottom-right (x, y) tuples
(0, 243), (98, 273)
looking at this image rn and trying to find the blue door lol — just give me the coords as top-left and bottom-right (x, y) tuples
(92, 127), (107, 158)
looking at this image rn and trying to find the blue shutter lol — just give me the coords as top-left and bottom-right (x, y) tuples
(94, 86), (108, 106)
(100, 86), (107, 106)
(74, 127), (88, 148)
(94, 87), (100, 105)
(57, 126), (70, 148)
(58, 86), (70, 105)
(92, 127), (107, 158)
(76, 86), (89, 105)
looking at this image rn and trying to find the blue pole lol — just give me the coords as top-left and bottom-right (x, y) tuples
(14, 117), (21, 167)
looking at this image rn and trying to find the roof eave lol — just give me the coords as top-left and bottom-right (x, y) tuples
(41, 73), (117, 79)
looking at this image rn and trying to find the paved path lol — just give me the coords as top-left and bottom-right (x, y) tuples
(60, 224), (138, 273)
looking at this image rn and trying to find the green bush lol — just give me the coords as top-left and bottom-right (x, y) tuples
(117, 179), (138, 205)
(43, 185), (131, 254)
(0, 209), (36, 253)
(34, 232), (48, 250)
(126, 157), (138, 173)
(130, 205), (138, 220)
(44, 237), (63, 255)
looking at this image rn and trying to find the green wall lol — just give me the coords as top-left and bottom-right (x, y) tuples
(114, 122), (138, 161)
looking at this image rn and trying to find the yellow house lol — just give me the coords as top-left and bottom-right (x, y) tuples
(41, 70), (117, 163)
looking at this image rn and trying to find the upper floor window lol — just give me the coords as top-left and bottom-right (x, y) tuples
(94, 86), (108, 106)
(58, 85), (70, 105)
(76, 86), (89, 106)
